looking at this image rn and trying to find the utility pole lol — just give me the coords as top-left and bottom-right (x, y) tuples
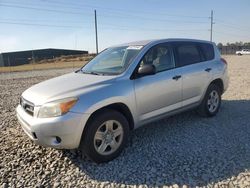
(94, 9), (99, 54)
(210, 10), (215, 42)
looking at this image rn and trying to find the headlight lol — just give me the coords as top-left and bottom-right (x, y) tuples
(38, 97), (78, 118)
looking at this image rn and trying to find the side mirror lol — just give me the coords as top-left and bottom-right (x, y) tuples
(138, 64), (156, 76)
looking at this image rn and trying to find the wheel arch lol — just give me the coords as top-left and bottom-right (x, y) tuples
(83, 102), (135, 133)
(199, 78), (224, 105)
(210, 78), (224, 94)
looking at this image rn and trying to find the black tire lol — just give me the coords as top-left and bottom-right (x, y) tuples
(79, 109), (129, 163)
(197, 84), (222, 117)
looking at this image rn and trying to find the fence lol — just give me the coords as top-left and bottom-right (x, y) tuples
(218, 46), (250, 55)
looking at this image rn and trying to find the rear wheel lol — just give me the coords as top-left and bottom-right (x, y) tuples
(197, 84), (221, 117)
(80, 109), (129, 163)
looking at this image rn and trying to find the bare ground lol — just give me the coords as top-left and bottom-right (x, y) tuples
(0, 55), (250, 187)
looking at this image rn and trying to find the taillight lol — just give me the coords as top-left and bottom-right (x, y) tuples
(221, 58), (228, 65)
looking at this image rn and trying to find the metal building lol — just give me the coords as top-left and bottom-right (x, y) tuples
(0, 48), (88, 67)
(0, 54), (4, 67)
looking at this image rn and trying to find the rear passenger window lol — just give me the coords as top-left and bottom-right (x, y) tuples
(176, 43), (201, 66)
(199, 43), (214, 61)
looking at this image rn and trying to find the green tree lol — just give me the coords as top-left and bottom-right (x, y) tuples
(217, 43), (223, 48)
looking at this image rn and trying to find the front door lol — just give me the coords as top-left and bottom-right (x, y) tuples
(134, 43), (182, 123)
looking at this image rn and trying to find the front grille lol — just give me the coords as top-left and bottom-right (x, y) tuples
(20, 97), (34, 116)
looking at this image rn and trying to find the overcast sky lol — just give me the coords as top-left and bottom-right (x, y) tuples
(0, 0), (250, 53)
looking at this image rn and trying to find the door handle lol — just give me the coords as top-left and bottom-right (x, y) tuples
(172, 75), (181, 80)
(205, 68), (212, 72)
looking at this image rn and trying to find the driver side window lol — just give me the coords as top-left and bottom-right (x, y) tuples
(140, 44), (175, 72)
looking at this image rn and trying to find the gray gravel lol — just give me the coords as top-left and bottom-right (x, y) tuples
(0, 56), (250, 187)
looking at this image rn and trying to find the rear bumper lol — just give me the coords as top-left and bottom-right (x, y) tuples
(16, 105), (90, 149)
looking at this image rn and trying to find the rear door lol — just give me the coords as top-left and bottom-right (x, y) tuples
(173, 42), (213, 107)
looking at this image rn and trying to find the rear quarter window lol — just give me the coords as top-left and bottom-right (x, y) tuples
(199, 43), (215, 61)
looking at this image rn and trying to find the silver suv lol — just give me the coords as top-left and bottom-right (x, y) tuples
(16, 39), (229, 163)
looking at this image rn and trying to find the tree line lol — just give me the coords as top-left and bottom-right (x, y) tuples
(217, 42), (250, 48)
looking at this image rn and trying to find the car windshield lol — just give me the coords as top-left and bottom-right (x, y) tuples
(80, 45), (143, 75)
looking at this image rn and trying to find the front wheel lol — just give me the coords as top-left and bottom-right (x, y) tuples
(79, 109), (129, 163)
(197, 84), (221, 117)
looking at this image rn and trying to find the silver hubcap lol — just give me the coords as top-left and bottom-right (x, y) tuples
(94, 120), (123, 155)
(207, 90), (219, 113)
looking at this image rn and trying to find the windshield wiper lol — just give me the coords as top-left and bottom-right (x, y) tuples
(78, 70), (103, 75)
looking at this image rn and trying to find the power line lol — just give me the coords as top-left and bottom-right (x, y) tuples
(1, 1), (248, 43)
(97, 12), (209, 24)
(215, 19), (250, 28)
(4, 0), (248, 32)
(0, 3), (209, 24)
(0, 21), (83, 28)
(0, 4), (87, 15)
(0, 3), (210, 24)
(36, 0), (209, 19)
(99, 24), (208, 32)
(215, 21), (250, 31)
(0, 18), (86, 24)
(214, 31), (249, 38)
(0, 20), (209, 33)
(0, 18), (209, 32)
(1, 0), (85, 11)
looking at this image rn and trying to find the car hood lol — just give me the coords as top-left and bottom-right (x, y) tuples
(22, 72), (117, 105)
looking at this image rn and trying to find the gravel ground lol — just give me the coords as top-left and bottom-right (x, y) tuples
(0, 56), (250, 188)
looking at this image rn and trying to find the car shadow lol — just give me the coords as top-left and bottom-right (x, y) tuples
(63, 99), (250, 187)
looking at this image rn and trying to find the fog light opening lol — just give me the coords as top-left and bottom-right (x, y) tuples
(55, 136), (61, 144)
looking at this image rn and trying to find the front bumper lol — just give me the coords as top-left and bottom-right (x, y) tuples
(16, 105), (90, 149)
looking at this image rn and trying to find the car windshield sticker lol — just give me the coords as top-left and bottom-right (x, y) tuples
(127, 46), (143, 50)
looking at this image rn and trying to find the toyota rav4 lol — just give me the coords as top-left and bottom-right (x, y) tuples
(16, 39), (229, 163)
